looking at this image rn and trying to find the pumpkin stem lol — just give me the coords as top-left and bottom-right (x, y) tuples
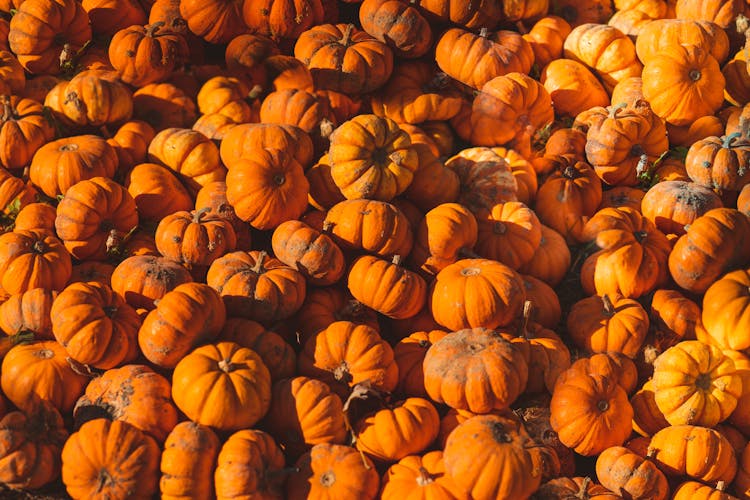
(391, 254), (403, 266)
(519, 300), (534, 339)
(415, 467), (434, 486)
(321, 220), (334, 234)
(515, 21), (528, 34)
(717, 481), (727, 492)
(319, 118), (335, 139)
(0, 95), (12, 122)
(59, 43), (74, 71)
(723, 132), (742, 148)
(342, 380), (385, 432)
(252, 251), (268, 274)
(388, 151), (403, 166)
(193, 206), (211, 223)
(608, 102), (627, 118)
(601, 294), (615, 317)
(218, 358), (234, 373)
(576, 477), (593, 499)
(492, 220), (507, 235)
(31, 240), (46, 254)
(146, 21), (166, 37)
(479, 27), (490, 38)
(247, 84), (264, 100)
(688, 69), (701, 81)
(66, 357), (100, 378)
(340, 24), (355, 46)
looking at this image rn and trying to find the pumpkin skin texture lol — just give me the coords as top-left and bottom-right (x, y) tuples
(126, 162), (194, 222)
(641, 44), (725, 126)
(435, 28), (534, 92)
(0, 401), (68, 491)
(535, 476), (620, 499)
(523, 15), (572, 69)
(635, 19), (729, 66)
(148, 127), (225, 196)
(271, 220), (345, 286)
(262, 376), (346, 460)
(410, 202), (478, 275)
(561, 352), (639, 395)
(324, 199), (414, 258)
(1, 340), (87, 415)
(298, 320), (398, 397)
(595, 446), (669, 500)
(519, 224), (571, 287)
(0, 287), (57, 340)
(294, 287), (380, 346)
(584, 103), (670, 187)
(138, 282), (226, 369)
(218, 318), (296, 381)
(442, 414), (543, 500)
(55, 176), (139, 262)
(550, 372), (634, 456)
(51, 281), (141, 370)
(444, 147), (519, 215)
(0, 96), (56, 172)
(429, 258), (526, 331)
(154, 208), (238, 272)
(207, 250), (306, 325)
(214, 428), (286, 499)
(541, 58), (610, 118)
(393, 330), (448, 398)
(579, 206), (671, 299)
(631, 379), (670, 438)
(563, 23), (642, 93)
(160, 421), (220, 500)
(648, 425), (737, 483)
(132, 83), (198, 132)
(179, 0), (246, 44)
(108, 22), (188, 87)
(61, 419), (160, 500)
(470, 72), (554, 149)
(358, 0), (432, 59)
(641, 180), (723, 236)
(220, 122), (314, 171)
(380, 451), (466, 500)
(567, 295), (649, 359)
(59, 69), (134, 128)
(475, 201), (541, 271)
(8, 0), (92, 75)
(423, 327), (528, 413)
(702, 269), (750, 351)
(354, 397), (440, 463)
(672, 481), (739, 500)
(29, 134), (118, 199)
(328, 114), (418, 201)
(348, 255), (427, 320)
(110, 254), (193, 311)
(685, 133), (750, 194)
(171, 341), (272, 432)
(533, 154), (603, 244)
(668, 208), (750, 294)
(73, 364), (179, 443)
(370, 61), (462, 125)
(0, 230), (71, 295)
(652, 340), (742, 427)
(225, 148), (309, 231)
(286, 443), (380, 500)
(294, 23), (393, 95)
(195, 180), (253, 251)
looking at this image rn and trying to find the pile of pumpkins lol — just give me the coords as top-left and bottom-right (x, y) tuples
(4, 0), (750, 498)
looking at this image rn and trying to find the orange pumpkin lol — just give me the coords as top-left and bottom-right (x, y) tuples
(641, 44), (725, 126)
(652, 340), (742, 427)
(423, 327), (528, 413)
(328, 114), (418, 201)
(550, 371), (634, 456)
(297, 320), (398, 397)
(171, 341), (272, 431)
